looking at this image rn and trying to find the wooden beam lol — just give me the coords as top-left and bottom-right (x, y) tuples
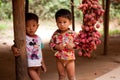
(12, 0), (30, 80)
(103, 0), (110, 55)
(71, 0), (75, 31)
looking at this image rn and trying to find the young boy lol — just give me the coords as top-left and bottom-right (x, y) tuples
(11, 13), (47, 80)
(49, 9), (77, 80)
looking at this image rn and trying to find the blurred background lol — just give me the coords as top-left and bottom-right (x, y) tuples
(0, 0), (120, 41)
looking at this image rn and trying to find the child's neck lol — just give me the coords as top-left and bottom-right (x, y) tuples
(59, 28), (69, 34)
(27, 34), (37, 37)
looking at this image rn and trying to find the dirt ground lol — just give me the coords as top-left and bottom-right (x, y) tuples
(0, 21), (120, 80)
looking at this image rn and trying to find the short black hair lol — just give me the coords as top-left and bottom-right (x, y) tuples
(25, 13), (39, 23)
(55, 9), (72, 20)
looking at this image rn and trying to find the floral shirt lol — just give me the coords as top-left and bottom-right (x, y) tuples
(49, 29), (77, 60)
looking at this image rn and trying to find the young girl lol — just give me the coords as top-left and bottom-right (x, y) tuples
(12, 13), (47, 80)
(49, 9), (77, 80)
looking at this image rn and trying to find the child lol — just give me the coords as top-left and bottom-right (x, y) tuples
(11, 13), (47, 80)
(49, 9), (77, 80)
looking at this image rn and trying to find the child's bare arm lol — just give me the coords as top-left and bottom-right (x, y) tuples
(41, 49), (47, 72)
(41, 60), (47, 72)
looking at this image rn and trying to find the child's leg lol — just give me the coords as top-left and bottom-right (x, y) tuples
(28, 67), (41, 80)
(36, 67), (41, 76)
(66, 60), (76, 80)
(56, 60), (66, 80)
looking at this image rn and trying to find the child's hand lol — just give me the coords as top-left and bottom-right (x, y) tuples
(41, 63), (47, 72)
(54, 44), (65, 50)
(11, 46), (20, 57)
(66, 43), (75, 50)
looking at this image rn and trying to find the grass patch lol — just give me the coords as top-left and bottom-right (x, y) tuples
(109, 29), (120, 35)
(0, 23), (8, 31)
(98, 29), (120, 36)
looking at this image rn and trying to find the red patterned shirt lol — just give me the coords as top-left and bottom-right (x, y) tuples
(49, 29), (77, 60)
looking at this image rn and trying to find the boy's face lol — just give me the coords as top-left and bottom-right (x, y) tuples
(26, 19), (39, 36)
(56, 17), (71, 32)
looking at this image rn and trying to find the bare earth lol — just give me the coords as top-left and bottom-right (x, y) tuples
(0, 21), (120, 80)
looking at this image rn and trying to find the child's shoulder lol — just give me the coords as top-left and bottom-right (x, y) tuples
(53, 29), (60, 34)
(26, 34), (41, 39)
(68, 29), (76, 34)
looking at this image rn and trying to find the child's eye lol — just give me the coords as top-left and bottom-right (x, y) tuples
(64, 21), (66, 23)
(33, 25), (36, 27)
(58, 22), (61, 23)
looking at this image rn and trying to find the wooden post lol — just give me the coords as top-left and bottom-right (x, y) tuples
(103, 0), (110, 55)
(12, 0), (30, 80)
(25, 0), (29, 13)
(102, 0), (105, 27)
(71, 0), (75, 31)
(102, 0), (105, 9)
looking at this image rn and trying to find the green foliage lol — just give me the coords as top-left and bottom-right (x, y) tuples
(0, 0), (12, 20)
(0, 0), (120, 21)
(110, 3), (120, 19)
(29, 0), (83, 20)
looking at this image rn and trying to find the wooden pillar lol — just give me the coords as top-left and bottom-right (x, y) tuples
(71, 0), (75, 31)
(12, 0), (30, 80)
(102, 0), (105, 26)
(103, 0), (110, 55)
(102, 0), (105, 9)
(25, 0), (29, 13)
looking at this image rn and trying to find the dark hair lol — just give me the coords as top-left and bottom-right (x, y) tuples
(25, 13), (39, 23)
(55, 9), (72, 20)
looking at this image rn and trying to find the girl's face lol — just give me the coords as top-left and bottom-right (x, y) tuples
(26, 19), (39, 36)
(56, 17), (71, 32)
